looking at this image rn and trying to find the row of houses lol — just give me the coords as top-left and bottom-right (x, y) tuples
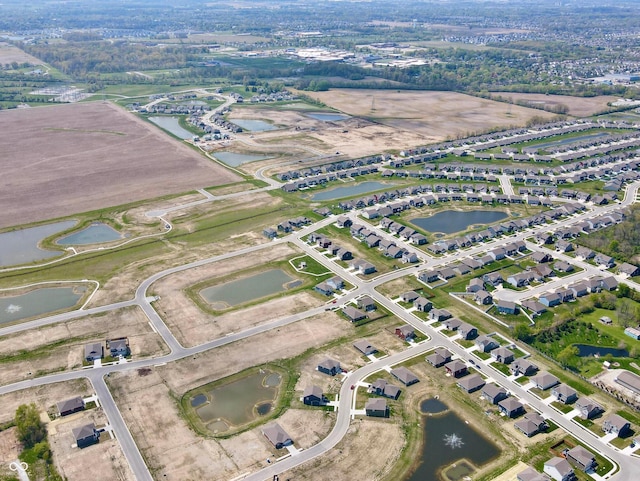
(263, 216), (312, 238)
(84, 338), (130, 362)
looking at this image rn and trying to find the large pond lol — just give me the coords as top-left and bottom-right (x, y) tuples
(311, 181), (396, 201)
(213, 151), (273, 167)
(200, 269), (298, 308)
(0, 220), (76, 267)
(534, 132), (611, 152)
(193, 370), (281, 432)
(148, 116), (193, 139)
(57, 223), (122, 245)
(306, 112), (350, 122)
(230, 119), (277, 132)
(0, 286), (85, 325)
(411, 210), (509, 234)
(406, 407), (500, 481)
(575, 344), (629, 358)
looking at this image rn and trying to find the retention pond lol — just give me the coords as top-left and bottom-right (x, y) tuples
(411, 210), (509, 234)
(57, 223), (122, 245)
(148, 116), (193, 139)
(200, 269), (298, 308)
(406, 403), (499, 481)
(0, 286), (85, 325)
(213, 151), (272, 167)
(311, 181), (395, 201)
(575, 344), (629, 358)
(0, 220), (76, 267)
(192, 370), (282, 432)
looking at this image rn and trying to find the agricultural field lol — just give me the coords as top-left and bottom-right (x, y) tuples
(0, 102), (240, 229)
(488, 92), (619, 117)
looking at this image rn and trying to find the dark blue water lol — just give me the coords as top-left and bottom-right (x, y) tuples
(575, 344), (629, 358)
(405, 409), (499, 481)
(420, 398), (448, 414)
(411, 210), (509, 234)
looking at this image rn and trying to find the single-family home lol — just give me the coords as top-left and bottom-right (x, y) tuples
(553, 261), (574, 273)
(574, 397), (603, 420)
(565, 445), (595, 472)
(492, 347), (515, 364)
(342, 306), (367, 323)
(539, 292), (562, 307)
(515, 412), (547, 437)
(594, 253), (615, 268)
(443, 317), (462, 331)
(318, 358), (342, 376)
(457, 374), (486, 393)
(531, 252), (553, 263)
(521, 299), (547, 316)
(84, 343), (103, 362)
(517, 467), (551, 481)
(531, 372), (560, 390)
(395, 325), (415, 341)
(57, 397), (85, 417)
(413, 296), (433, 312)
(353, 340), (377, 356)
(370, 379), (401, 399)
(458, 322), (478, 340)
(303, 386), (327, 406)
(430, 309), (453, 322)
(419, 270), (440, 283)
(445, 360), (468, 378)
(618, 262), (640, 277)
(357, 296), (377, 312)
(543, 457), (574, 481)
(400, 291), (420, 303)
(426, 348), (453, 367)
(475, 335), (499, 353)
(497, 300), (518, 315)
(551, 384), (578, 404)
(482, 384), (509, 404)
(107, 338), (130, 358)
(390, 367), (420, 386)
(327, 276), (345, 290)
(262, 423), (293, 449)
(474, 290), (493, 306)
(484, 272), (504, 286)
(365, 398), (388, 417)
(602, 413), (631, 437)
(73, 423), (100, 449)
(499, 398), (525, 418)
(467, 278), (485, 293)
(510, 358), (538, 377)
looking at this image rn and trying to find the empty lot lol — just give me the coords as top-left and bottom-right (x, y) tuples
(0, 102), (240, 229)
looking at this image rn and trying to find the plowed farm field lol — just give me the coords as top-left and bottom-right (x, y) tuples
(0, 102), (240, 229)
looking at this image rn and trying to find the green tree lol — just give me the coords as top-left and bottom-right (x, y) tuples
(14, 403), (46, 449)
(557, 345), (579, 367)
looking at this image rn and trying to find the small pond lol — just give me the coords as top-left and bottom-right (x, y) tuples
(420, 397), (449, 414)
(306, 112), (350, 122)
(0, 220), (76, 267)
(195, 371), (281, 430)
(411, 210), (509, 234)
(311, 181), (396, 201)
(213, 151), (273, 167)
(575, 344), (629, 358)
(230, 119), (277, 132)
(57, 223), (122, 245)
(405, 407), (499, 481)
(200, 269), (297, 308)
(148, 116), (193, 139)
(0, 287), (85, 325)
(190, 394), (207, 407)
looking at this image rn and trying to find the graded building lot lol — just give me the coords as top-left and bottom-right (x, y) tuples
(0, 306), (168, 386)
(0, 101), (240, 229)
(489, 92), (620, 117)
(302, 89), (557, 143)
(151, 243), (317, 347)
(107, 314), (346, 481)
(48, 408), (134, 481)
(0, 428), (21, 477)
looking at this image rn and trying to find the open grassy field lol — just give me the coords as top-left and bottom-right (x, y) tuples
(0, 101), (240, 229)
(488, 92), (619, 117)
(0, 42), (43, 65)
(302, 89), (557, 142)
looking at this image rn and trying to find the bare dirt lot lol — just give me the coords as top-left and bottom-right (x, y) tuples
(49, 407), (134, 481)
(303, 89), (557, 143)
(0, 306), (168, 386)
(107, 313), (347, 481)
(489, 92), (619, 117)
(0, 101), (240, 229)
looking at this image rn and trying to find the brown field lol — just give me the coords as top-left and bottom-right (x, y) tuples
(302, 89), (557, 143)
(489, 92), (619, 117)
(0, 306), (169, 386)
(0, 42), (43, 65)
(0, 101), (240, 229)
(107, 313), (348, 481)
